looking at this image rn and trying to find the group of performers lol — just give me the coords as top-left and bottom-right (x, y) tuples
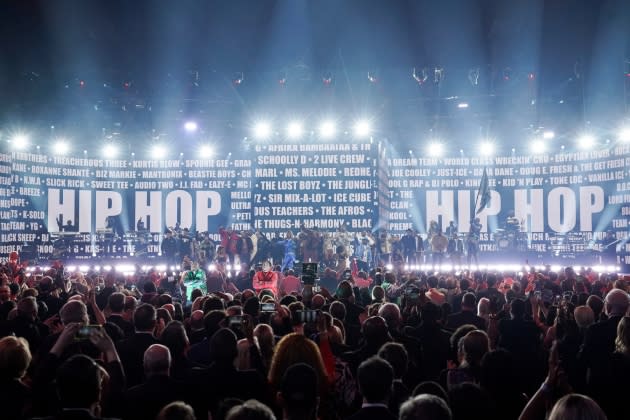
(426, 218), (482, 267)
(39, 210), (623, 268)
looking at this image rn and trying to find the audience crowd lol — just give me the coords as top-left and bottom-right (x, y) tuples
(0, 255), (627, 420)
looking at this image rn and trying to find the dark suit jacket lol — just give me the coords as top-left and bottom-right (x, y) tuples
(188, 361), (270, 419)
(579, 315), (624, 392)
(497, 317), (541, 358)
(106, 315), (134, 338)
(123, 375), (188, 420)
(410, 324), (452, 382)
(115, 332), (158, 387)
(0, 378), (31, 420)
(446, 310), (487, 331)
(347, 405), (397, 420)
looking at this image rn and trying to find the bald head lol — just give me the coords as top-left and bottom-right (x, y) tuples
(605, 289), (630, 317)
(144, 344), (171, 377)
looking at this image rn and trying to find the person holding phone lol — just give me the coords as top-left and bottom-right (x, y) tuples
(252, 260), (278, 296)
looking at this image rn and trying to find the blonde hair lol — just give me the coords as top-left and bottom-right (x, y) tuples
(615, 316), (630, 355)
(0, 336), (32, 379)
(268, 333), (328, 391)
(549, 394), (606, 420)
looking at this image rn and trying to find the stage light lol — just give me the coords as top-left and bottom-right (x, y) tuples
(54, 140), (70, 155)
(577, 134), (595, 150)
(319, 121), (336, 139)
(184, 121), (198, 133)
(199, 145), (214, 158)
(457, 103), (469, 109)
(427, 142), (444, 157)
(286, 121), (304, 139)
(10, 133), (29, 150)
(618, 128), (630, 143)
(543, 131), (555, 139)
(103, 144), (119, 158)
(151, 144), (167, 159)
(479, 141), (495, 156)
(253, 121), (272, 139)
(530, 140), (546, 154)
(353, 120), (372, 138)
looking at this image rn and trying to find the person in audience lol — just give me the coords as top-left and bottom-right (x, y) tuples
(160, 320), (196, 380)
(448, 383), (493, 420)
(3, 249), (630, 420)
(190, 328), (269, 418)
(123, 344), (187, 420)
(116, 303), (158, 387)
(347, 356), (396, 420)
(446, 330), (489, 389)
(399, 394), (452, 420)
(377, 342), (410, 416)
(579, 287), (630, 407)
(548, 394), (607, 420)
(277, 363), (319, 420)
(226, 399), (276, 420)
(157, 401), (197, 420)
(51, 354), (111, 420)
(106, 292), (134, 337)
(0, 336), (32, 419)
(446, 293), (486, 331)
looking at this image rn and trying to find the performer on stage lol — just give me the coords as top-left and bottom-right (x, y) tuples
(400, 228), (418, 264)
(467, 218), (482, 266)
(600, 230), (619, 265)
(56, 216), (77, 232)
(505, 210), (520, 232)
(445, 221), (458, 238)
(431, 230), (448, 266)
(161, 230), (179, 264)
(447, 232), (465, 265)
(136, 217), (146, 231)
(181, 261), (206, 303)
(353, 237), (373, 272)
(252, 260), (278, 295)
(428, 220), (441, 237)
(277, 231), (297, 272)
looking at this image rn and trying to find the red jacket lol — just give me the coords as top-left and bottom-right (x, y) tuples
(252, 270), (278, 296)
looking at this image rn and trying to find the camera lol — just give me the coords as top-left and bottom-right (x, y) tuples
(75, 325), (101, 341)
(301, 262), (318, 286)
(405, 287), (420, 301)
(261, 303), (275, 313)
(228, 315), (243, 326)
(297, 310), (318, 323)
